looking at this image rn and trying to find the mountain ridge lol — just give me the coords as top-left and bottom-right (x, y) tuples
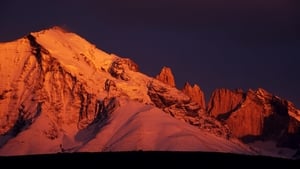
(0, 26), (299, 158)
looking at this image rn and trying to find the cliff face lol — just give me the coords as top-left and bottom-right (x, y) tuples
(207, 88), (245, 118)
(155, 66), (176, 87)
(207, 88), (300, 147)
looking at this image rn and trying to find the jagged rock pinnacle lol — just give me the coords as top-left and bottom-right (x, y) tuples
(155, 66), (176, 87)
(182, 82), (206, 109)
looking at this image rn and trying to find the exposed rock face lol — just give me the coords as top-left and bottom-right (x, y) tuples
(182, 82), (206, 110)
(93, 97), (120, 125)
(147, 80), (230, 138)
(147, 80), (199, 125)
(207, 88), (245, 118)
(155, 66), (176, 87)
(207, 88), (300, 147)
(109, 58), (139, 81)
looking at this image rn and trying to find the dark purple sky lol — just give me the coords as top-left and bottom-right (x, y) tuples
(1, 0), (300, 107)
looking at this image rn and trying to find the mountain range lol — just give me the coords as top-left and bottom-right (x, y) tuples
(0, 26), (299, 159)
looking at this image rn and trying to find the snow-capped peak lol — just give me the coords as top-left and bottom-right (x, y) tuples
(0, 27), (299, 159)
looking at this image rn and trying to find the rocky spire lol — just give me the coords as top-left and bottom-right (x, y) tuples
(182, 82), (206, 109)
(155, 66), (176, 87)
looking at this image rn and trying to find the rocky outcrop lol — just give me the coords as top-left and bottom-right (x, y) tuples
(207, 88), (300, 148)
(155, 66), (176, 87)
(182, 82), (206, 110)
(93, 97), (120, 125)
(147, 80), (199, 125)
(207, 88), (245, 118)
(109, 58), (139, 81)
(147, 80), (231, 138)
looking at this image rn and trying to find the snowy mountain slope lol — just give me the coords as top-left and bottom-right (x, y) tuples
(0, 27), (223, 155)
(30, 27), (158, 104)
(0, 98), (254, 155)
(0, 27), (147, 135)
(0, 26), (207, 136)
(79, 99), (254, 153)
(0, 26), (299, 159)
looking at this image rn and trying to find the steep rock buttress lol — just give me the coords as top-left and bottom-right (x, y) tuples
(207, 88), (300, 148)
